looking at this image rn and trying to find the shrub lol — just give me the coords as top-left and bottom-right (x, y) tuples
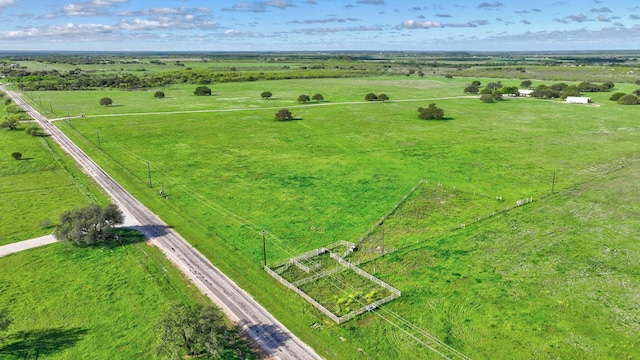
(11, 152), (22, 160)
(25, 126), (39, 136)
(480, 94), (494, 103)
(297, 94), (310, 103)
(275, 109), (293, 121)
(261, 91), (273, 100)
(617, 94), (640, 105)
(154, 91), (165, 98)
(418, 103), (444, 120)
(194, 86), (211, 96)
(378, 94), (389, 102)
(609, 93), (626, 101)
(99, 97), (113, 106)
(365, 93), (378, 101)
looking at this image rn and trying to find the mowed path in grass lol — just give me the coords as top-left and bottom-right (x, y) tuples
(49, 95), (480, 121)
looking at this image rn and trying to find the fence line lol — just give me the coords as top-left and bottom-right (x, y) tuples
(330, 252), (402, 296)
(265, 265), (341, 324)
(357, 179), (427, 245)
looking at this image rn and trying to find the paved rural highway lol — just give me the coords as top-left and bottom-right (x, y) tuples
(2, 85), (322, 360)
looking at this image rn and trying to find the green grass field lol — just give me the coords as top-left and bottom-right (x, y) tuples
(14, 74), (640, 359)
(0, 122), (108, 245)
(0, 230), (254, 359)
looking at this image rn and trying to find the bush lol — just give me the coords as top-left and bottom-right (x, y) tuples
(365, 93), (378, 101)
(378, 94), (389, 102)
(617, 94), (640, 105)
(275, 109), (293, 121)
(609, 93), (626, 101)
(154, 91), (165, 98)
(464, 85), (479, 94)
(418, 103), (444, 120)
(480, 94), (494, 103)
(25, 126), (39, 136)
(99, 97), (113, 106)
(312, 93), (324, 102)
(11, 152), (22, 160)
(297, 94), (310, 103)
(194, 86), (211, 96)
(261, 91), (273, 100)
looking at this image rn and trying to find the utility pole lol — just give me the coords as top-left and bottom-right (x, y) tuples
(96, 130), (101, 149)
(380, 220), (385, 255)
(261, 230), (267, 267)
(147, 161), (152, 188)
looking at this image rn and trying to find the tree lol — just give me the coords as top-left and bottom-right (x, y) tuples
(297, 94), (310, 103)
(479, 87), (493, 95)
(99, 97), (113, 106)
(633, 89), (640, 96)
(609, 92), (626, 101)
(1, 116), (19, 131)
(11, 152), (22, 160)
(155, 304), (225, 359)
(378, 93), (389, 102)
(617, 94), (640, 105)
(491, 90), (503, 101)
(418, 103), (445, 120)
(486, 81), (503, 91)
(501, 86), (519, 96)
(444, 74), (453, 79)
(275, 108), (293, 121)
(471, 80), (481, 86)
(154, 91), (165, 98)
(463, 85), (479, 94)
(601, 81), (615, 91)
(54, 203), (124, 246)
(25, 125), (39, 136)
(560, 86), (580, 100)
(480, 94), (494, 103)
(260, 91), (273, 100)
(520, 80), (532, 88)
(365, 93), (378, 101)
(194, 86), (211, 96)
(312, 93), (324, 102)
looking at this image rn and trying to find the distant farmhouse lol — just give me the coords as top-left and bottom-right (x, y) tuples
(518, 89), (534, 97)
(565, 96), (592, 104)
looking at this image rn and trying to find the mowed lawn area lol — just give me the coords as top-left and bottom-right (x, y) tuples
(26, 76), (640, 359)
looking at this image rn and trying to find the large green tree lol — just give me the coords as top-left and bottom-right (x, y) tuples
(155, 304), (225, 359)
(54, 203), (124, 246)
(297, 94), (310, 103)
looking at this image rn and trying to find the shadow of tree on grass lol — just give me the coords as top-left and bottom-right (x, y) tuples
(0, 327), (87, 359)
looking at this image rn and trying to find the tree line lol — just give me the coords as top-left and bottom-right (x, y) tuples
(3, 66), (386, 91)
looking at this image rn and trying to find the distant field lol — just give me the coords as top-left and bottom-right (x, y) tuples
(0, 120), (108, 245)
(17, 74), (640, 359)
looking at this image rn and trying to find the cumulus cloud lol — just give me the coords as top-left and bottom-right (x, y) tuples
(118, 7), (211, 17)
(0, 0), (18, 10)
(590, 7), (611, 13)
(222, 1), (295, 12)
(288, 17), (358, 24)
(478, 2), (503, 10)
(630, 14), (640, 20)
(521, 20), (531, 25)
(63, 0), (128, 16)
(436, 13), (452, 18)
(291, 25), (382, 34)
(398, 19), (443, 29)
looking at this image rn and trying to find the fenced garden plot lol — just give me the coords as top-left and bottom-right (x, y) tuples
(266, 241), (400, 324)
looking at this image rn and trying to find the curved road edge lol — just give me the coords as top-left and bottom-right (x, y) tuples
(1, 84), (322, 360)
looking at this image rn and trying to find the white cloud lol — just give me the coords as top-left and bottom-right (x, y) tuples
(63, 0), (128, 16)
(0, 0), (18, 10)
(398, 19), (443, 29)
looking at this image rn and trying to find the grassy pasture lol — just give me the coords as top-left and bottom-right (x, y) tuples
(19, 75), (640, 359)
(0, 230), (254, 359)
(0, 124), (107, 245)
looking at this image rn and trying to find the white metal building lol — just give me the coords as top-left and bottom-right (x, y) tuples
(565, 96), (591, 104)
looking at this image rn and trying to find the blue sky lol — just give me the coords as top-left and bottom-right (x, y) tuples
(1, 0), (639, 51)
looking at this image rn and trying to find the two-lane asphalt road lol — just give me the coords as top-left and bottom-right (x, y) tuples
(2, 85), (321, 360)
